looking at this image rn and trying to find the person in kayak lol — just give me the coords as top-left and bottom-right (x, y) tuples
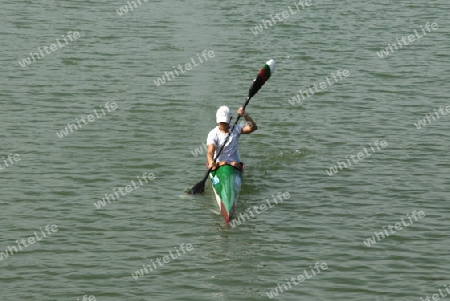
(206, 106), (257, 171)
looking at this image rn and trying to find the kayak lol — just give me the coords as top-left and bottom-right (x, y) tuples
(209, 164), (242, 223)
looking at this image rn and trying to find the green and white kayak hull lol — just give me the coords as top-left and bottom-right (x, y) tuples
(209, 165), (242, 223)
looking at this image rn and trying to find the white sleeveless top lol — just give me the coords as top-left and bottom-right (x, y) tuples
(206, 124), (244, 163)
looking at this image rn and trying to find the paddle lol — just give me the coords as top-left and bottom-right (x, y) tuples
(187, 59), (275, 195)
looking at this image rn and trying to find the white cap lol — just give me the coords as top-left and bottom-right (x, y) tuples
(216, 106), (231, 123)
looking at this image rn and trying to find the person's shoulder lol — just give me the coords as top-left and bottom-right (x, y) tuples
(235, 123), (245, 133)
(207, 126), (219, 139)
(208, 126), (219, 134)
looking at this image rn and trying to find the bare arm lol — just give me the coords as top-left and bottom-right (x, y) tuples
(207, 144), (216, 169)
(237, 107), (257, 134)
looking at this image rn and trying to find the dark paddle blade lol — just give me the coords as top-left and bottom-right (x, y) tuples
(187, 167), (212, 194)
(187, 179), (207, 195)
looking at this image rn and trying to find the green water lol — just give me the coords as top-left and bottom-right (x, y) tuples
(1, 1), (449, 300)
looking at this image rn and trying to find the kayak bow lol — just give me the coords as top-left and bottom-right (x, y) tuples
(209, 164), (242, 223)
